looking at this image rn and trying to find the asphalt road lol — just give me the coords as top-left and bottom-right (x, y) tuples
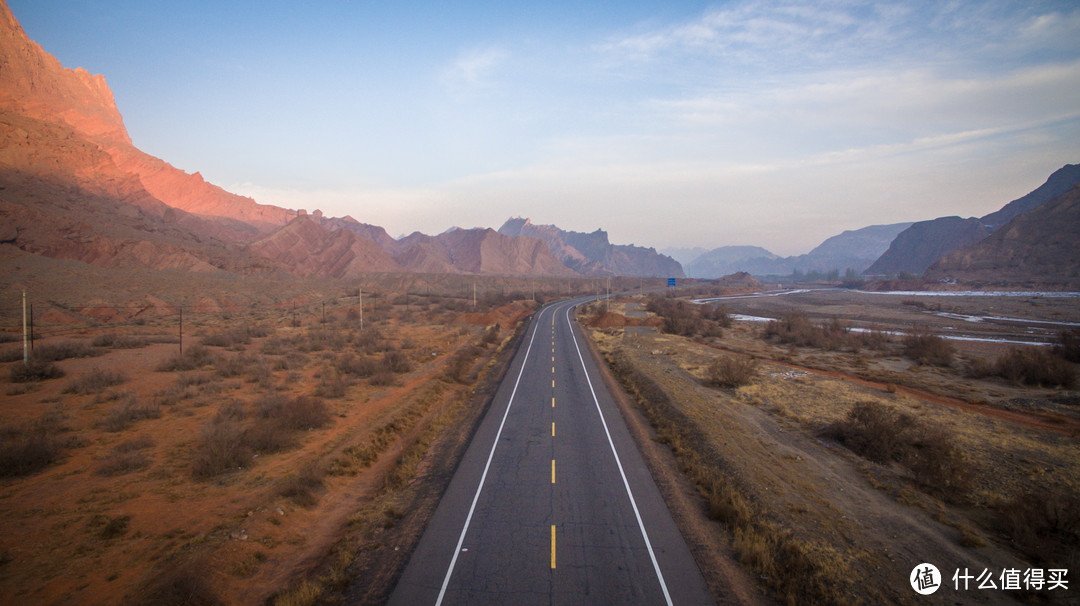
(387, 298), (714, 606)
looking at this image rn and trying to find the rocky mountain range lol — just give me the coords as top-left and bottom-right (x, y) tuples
(0, 3), (653, 281)
(2, 0), (1077, 289)
(498, 217), (684, 278)
(925, 183), (1080, 287)
(867, 164), (1080, 276)
(682, 223), (911, 279)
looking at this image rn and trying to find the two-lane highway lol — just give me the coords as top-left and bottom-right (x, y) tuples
(387, 299), (713, 605)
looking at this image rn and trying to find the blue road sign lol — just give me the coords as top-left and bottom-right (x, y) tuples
(667, 278), (676, 287)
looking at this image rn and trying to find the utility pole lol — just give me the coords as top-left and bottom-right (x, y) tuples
(359, 286), (364, 332)
(21, 290), (27, 363)
(29, 303), (33, 352)
(178, 307), (183, 355)
(473, 280), (477, 308)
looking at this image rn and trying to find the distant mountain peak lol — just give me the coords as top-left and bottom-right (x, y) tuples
(496, 217), (683, 277)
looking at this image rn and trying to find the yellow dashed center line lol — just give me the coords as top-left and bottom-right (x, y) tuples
(552, 397), (555, 408)
(551, 525), (556, 569)
(551, 459), (556, 483)
(552, 422), (555, 436)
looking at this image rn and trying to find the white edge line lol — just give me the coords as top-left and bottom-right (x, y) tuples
(564, 302), (675, 606)
(434, 305), (545, 605)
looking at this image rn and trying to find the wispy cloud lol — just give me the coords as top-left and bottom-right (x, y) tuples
(440, 47), (507, 90)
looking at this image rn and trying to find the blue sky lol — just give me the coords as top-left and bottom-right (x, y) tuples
(10, 0), (1080, 255)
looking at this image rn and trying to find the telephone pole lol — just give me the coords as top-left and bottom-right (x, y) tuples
(21, 290), (27, 363)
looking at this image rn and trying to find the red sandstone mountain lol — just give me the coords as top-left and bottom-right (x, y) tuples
(498, 217), (684, 277)
(247, 216), (402, 279)
(248, 219), (577, 278)
(1, 2), (602, 280)
(0, 0), (291, 239)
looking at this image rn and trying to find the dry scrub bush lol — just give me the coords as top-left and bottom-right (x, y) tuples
(9, 358), (64, 382)
(96, 449), (150, 476)
(444, 345), (484, 384)
(200, 324), (273, 349)
(276, 465), (325, 507)
(706, 355), (759, 388)
(92, 334), (150, 349)
(157, 344), (217, 372)
(63, 367), (127, 395)
(993, 347), (1075, 388)
(1056, 329), (1080, 363)
(763, 313), (868, 352)
(0, 427), (63, 477)
(825, 402), (969, 497)
(272, 396), (330, 430)
(191, 418), (250, 479)
(334, 353), (379, 377)
(646, 297), (728, 338)
(382, 350), (413, 374)
(315, 368), (347, 398)
(247, 395), (330, 453)
(96, 436), (154, 476)
(28, 340), (100, 362)
(124, 559), (223, 606)
(902, 328), (954, 367)
(103, 394), (161, 432)
(995, 485), (1080, 568)
(0, 408), (69, 477)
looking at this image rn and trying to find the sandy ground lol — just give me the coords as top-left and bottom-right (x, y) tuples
(0, 298), (534, 605)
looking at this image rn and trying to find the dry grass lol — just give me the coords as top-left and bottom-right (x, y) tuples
(605, 348), (844, 604)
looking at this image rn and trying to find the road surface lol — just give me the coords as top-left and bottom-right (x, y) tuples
(387, 298), (714, 605)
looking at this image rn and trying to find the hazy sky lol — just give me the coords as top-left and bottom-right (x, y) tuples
(11, 1), (1080, 255)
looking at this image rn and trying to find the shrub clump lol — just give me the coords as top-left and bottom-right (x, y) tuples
(1056, 329), (1080, 363)
(191, 418), (250, 479)
(0, 410), (68, 477)
(646, 297), (728, 338)
(992, 347), (1075, 388)
(63, 367), (127, 395)
(995, 485), (1080, 566)
(27, 341), (100, 362)
(9, 358), (64, 383)
(275, 466), (324, 507)
(706, 355), (759, 388)
(763, 313), (880, 352)
(902, 328), (954, 366)
(825, 401), (969, 497)
(102, 394), (161, 432)
(157, 345), (217, 372)
(92, 334), (150, 349)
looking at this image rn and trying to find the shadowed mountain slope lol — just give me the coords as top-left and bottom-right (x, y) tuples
(867, 164), (1080, 276)
(926, 184), (1080, 288)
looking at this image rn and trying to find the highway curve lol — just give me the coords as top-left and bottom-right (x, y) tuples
(387, 298), (714, 605)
